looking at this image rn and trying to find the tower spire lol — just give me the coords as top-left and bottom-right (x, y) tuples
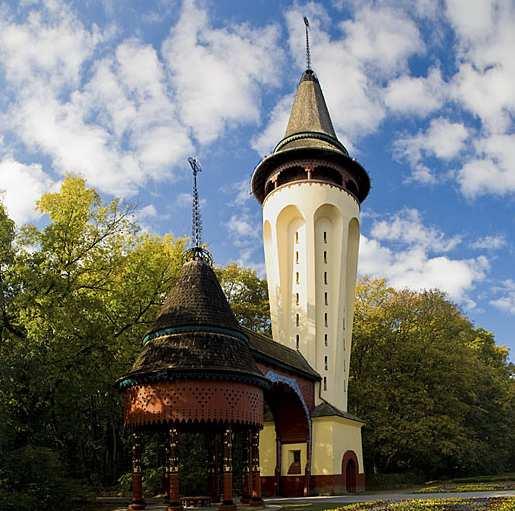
(186, 157), (212, 265)
(304, 16), (311, 71)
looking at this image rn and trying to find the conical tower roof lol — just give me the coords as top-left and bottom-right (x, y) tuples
(276, 69), (347, 155)
(149, 258), (241, 336)
(117, 258), (266, 388)
(285, 70), (336, 138)
(251, 69), (370, 204)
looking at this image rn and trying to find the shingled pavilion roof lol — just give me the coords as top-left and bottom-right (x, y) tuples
(148, 257), (242, 337)
(117, 258), (267, 388)
(243, 327), (320, 381)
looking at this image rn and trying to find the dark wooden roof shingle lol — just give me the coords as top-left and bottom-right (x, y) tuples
(243, 327), (320, 381)
(118, 259), (265, 387)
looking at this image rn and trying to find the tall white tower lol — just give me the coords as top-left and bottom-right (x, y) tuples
(251, 69), (370, 412)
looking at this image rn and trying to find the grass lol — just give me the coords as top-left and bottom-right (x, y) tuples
(279, 497), (515, 511)
(415, 478), (515, 494)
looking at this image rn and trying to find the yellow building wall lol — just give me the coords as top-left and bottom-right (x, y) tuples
(281, 443), (307, 476)
(259, 422), (276, 477)
(312, 417), (364, 475)
(260, 416), (364, 477)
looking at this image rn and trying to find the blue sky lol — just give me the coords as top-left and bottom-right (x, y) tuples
(0, 0), (513, 357)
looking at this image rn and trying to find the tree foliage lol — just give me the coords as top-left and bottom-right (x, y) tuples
(0, 177), (186, 506)
(216, 263), (271, 334)
(0, 177), (512, 509)
(349, 278), (515, 478)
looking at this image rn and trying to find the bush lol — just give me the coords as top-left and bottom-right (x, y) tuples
(0, 446), (90, 511)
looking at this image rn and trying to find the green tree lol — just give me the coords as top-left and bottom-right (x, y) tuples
(349, 278), (514, 479)
(0, 177), (186, 500)
(216, 262), (271, 334)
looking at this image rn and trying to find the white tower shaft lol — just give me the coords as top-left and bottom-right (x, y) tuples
(251, 69), (370, 414)
(263, 183), (360, 411)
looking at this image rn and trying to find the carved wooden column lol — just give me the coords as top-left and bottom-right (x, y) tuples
(129, 432), (145, 510)
(250, 427), (263, 506)
(219, 426), (236, 511)
(167, 427), (182, 511)
(240, 429), (252, 505)
(164, 442), (170, 501)
(274, 435), (281, 496)
(208, 431), (221, 503)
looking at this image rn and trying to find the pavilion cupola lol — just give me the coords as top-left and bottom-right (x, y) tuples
(116, 159), (267, 511)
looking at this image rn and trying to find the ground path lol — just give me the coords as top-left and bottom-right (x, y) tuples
(100, 489), (515, 510)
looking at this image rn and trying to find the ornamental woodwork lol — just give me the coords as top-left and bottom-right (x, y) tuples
(240, 429), (252, 504)
(123, 380), (263, 427)
(129, 433), (145, 510)
(250, 428), (263, 505)
(167, 427), (182, 511)
(219, 427), (236, 510)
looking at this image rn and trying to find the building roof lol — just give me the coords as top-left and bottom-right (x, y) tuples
(243, 327), (320, 381)
(147, 258), (242, 338)
(312, 400), (365, 424)
(277, 69), (348, 156)
(117, 258), (267, 389)
(250, 69), (370, 204)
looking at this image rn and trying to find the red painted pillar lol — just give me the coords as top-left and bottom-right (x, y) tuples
(129, 432), (145, 510)
(167, 427), (182, 511)
(219, 426), (236, 511)
(250, 427), (264, 506)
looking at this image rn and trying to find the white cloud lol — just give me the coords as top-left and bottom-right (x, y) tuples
(162, 0), (284, 145)
(446, 0), (515, 133)
(251, 94), (293, 156)
(490, 279), (515, 314)
(470, 234), (507, 250)
(230, 179), (252, 207)
(396, 117), (469, 183)
(0, 5), (193, 197)
(175, 192), (206, 209)
(359, 235), (488, 304)
(0, 2), (101, 91)
(138, 204), (158, 219)
(445, 0), (495, 42)
(0, 158), (55, 224)
(457, 133), (515, 197)
(360, 208), (487, 305)
(384, 68), (446, 116)
(371, 208), (461, 252)
(339, 4), (424, 77)
(226, 213), (259, 239)
(256, 2), (425, 154)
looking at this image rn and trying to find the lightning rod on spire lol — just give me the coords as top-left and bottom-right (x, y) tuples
(186, 157), (212, 265)
(304, 16), (311, 70)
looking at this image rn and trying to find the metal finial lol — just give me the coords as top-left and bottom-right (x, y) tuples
(186, 157), (212, 265)
(304, 16), (311, 70)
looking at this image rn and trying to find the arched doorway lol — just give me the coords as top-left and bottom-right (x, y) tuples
(342, 450), (358, 493)
(263, 372), (311, 498)
(345, 458), (357, 492)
